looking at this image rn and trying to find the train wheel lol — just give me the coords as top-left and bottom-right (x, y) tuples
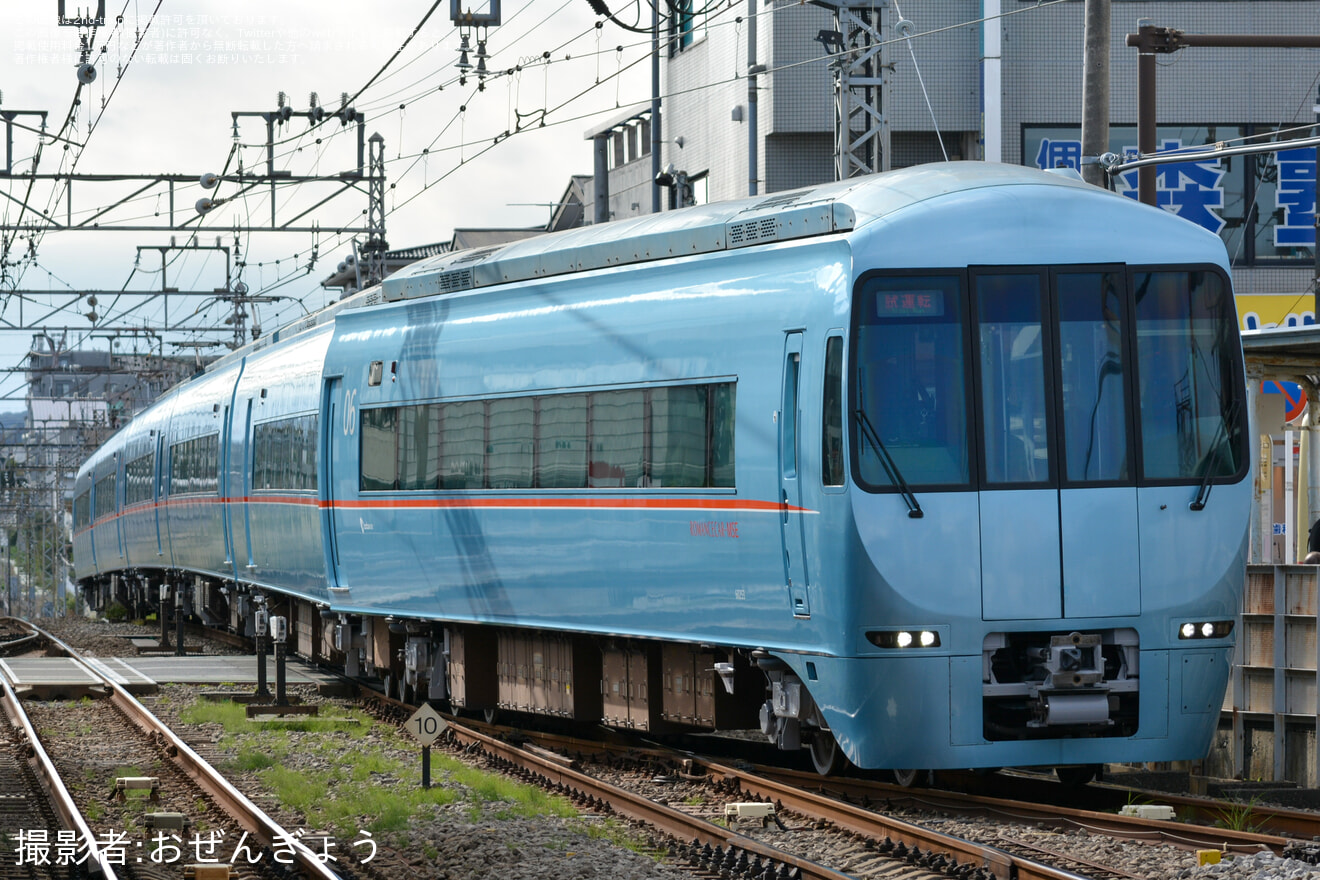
(809, 729), (844, 776)
(1054, 764), (1099, 787)
(892, 768), (921, 787)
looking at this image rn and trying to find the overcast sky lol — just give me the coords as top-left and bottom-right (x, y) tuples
(0, 0), (653, 407)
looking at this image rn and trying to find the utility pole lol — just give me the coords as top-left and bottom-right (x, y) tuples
(1080, 0), (1110, 187)
(812, 0), (889, 179)
(748, 0), (760, 196)
(651, 0), (662, 212)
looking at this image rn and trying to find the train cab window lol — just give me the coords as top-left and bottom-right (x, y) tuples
(853, 274), (969, 489)
(1057, 271), (1130, 483)
(822, 336), (844, 486)
(1133, 270), (1242, 481)
(977, 272), (1051, 485)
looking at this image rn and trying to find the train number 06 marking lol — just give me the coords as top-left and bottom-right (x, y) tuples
(343, 388), (358, 437)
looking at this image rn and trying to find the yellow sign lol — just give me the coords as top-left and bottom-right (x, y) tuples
(1237, 293), (1316, 333)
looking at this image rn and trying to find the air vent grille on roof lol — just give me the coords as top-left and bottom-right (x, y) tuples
(728, 217), (779, 245)
(751, 190), (816, 212)
(435, 268), (474, 293)
(452, 247), (501, 265)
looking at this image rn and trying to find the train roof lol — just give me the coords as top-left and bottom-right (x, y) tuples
(200, 161), (1178, 378)
(377, 162), (1111, 304)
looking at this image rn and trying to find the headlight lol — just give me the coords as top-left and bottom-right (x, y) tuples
(1177, 620), (1233, 639)
(867, 630), (942, 649)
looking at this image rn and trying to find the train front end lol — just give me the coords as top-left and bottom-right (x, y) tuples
(814, 165), (1249, 773)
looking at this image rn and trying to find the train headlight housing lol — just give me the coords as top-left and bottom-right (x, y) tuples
(867, 630), (941, 649)
(1177, 620), (1233, 640)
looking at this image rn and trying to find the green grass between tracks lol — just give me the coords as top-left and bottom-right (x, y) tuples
(179, 695), (581, 842)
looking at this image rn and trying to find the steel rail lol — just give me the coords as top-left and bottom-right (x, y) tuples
(32, 625), (344, 880)
(1, 666), (118, 877)
(750, 765), (1289, 855)
(444, 721), (860, 880)
(694, 759), (1092, 880)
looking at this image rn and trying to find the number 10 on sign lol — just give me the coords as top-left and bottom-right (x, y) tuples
(405, 704), (448, 788)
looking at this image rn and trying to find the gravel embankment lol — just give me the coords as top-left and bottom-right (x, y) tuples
(34, 616), (694, 880)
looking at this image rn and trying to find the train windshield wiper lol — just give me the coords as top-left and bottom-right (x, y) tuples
(1190, 395), (1240, 512)
(854, 408), (923, 519)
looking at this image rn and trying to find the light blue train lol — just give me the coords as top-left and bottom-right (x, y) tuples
(76, 163), (1249, 778)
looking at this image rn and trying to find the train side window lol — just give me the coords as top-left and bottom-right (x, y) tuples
(94, 473), (116, 519)
(169, 434), (219, 495)
(254, 415), (318, 491)
(397, 404), (441, 490)
(652, 385), (706, 487)
(439, 401), (486, 489)
(125, 452), (154, 505)
(822, 336), (844, 486)
(1133, 270), (1242, 481)
(710, 383), (735, 487)
(360, 407), (400, 491)
(536, 394), (588, 488)
(488, 397), (534, 489)
(590, 389), (644, 487)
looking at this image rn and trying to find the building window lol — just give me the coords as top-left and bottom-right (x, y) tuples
(670, 0), (705, 52)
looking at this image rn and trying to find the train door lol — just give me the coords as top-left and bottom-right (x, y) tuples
(221, 404), (234, 569)
(972, 269), (1061, 620)
(153, 432), (164, 559)
(115, 455), (125, 561)
(780, 331), (810, 617)
(321, 376), (345, 590)
(241, 399), (255, 569)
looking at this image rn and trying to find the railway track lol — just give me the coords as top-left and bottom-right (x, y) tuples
(31, 615), (1320, 880)
(4, 619), (351, 880)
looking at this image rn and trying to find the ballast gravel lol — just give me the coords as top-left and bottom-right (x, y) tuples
(35, 616), (1320, 880)
(35, 616), (693, 880)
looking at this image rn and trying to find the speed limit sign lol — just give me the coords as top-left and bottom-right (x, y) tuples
(406, 703), (448, 747)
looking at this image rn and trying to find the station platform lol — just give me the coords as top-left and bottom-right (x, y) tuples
(0, 654), (343, 699)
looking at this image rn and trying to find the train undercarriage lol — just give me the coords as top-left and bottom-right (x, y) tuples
(85, 572), (854, 763)
(83, 572), (1129, 781)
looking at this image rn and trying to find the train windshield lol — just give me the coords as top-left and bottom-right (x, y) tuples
(850, 266), (1244, 492)
(1133, 270), (1242, 481)
(852, 274), (971, 488)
